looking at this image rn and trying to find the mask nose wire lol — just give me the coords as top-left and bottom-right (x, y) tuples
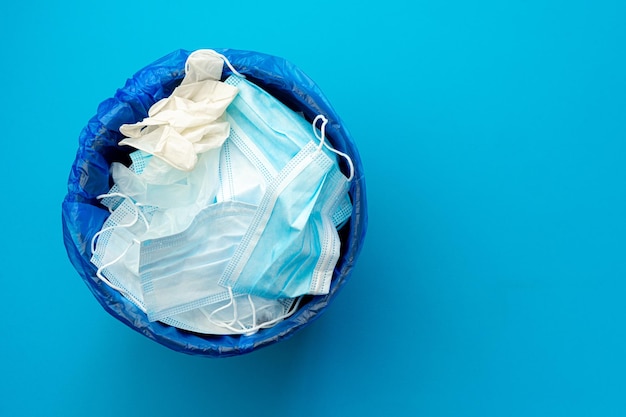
(312, 115), (355, 181)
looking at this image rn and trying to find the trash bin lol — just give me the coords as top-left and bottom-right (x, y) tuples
(61, 48), (368, 357)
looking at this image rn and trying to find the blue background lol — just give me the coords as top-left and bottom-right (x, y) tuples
(1, 1), (625, 416)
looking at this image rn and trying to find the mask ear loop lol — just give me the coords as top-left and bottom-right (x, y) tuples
(207, 287), (240, 327)
(207, 292), (263, 335)
(208, 296), (304, 335)
(185, 49), (246, 79)
(90, 192), (149, 254)
(239, 295), (258, 336)
(90, 192), (149, 313)
(246, 294), (257, 328)
(94, 245), (146, 312)
(312, 115), (355, 181)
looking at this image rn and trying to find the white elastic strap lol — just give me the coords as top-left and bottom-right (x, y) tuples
(312, 115), (355, 181)
(248, 294), (257, 329)
(187, 49), (246, 79)
(95, 241), (146, 312)
(208, 296), (304, 335)
(237, 295), (259, 336)
(90, 192), (149, 312)
(90, 193), (146, 254)
(207, 287), (239, 327)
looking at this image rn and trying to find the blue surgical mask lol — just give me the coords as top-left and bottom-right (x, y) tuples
(219, 115), (354, 299)
(215, 136), (268, 206)
(224, 76), (312, 169)
(222, 76), (353, 227)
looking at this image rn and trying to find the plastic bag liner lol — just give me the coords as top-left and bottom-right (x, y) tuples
(61, 49), (368, 357)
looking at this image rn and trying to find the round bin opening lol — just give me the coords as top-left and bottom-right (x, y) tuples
(62, 48), (368, 357)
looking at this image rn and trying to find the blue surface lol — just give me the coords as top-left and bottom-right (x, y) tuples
(1, 0), (625, 416)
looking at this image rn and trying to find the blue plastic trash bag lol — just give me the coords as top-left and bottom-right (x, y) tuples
(61, 48), (368, 357)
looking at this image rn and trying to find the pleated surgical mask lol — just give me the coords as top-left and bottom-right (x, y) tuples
(138, 201), (257, 322)
(215, 136), (268, 206)
(92, 193), (297, 334)
(224, 75), (312, 173)
(111, 146), (221, 210)
(221, 75), (353, 227)
(224, 163), (350, 299)
(90, 194), (151, 308)
(219, 116), (353, 299)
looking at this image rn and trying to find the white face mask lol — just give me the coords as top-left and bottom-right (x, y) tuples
(138, 200), (257, 322)
(110, 146), (221, 210)
(90, 195), (151, 309)
(92, 188), (300, 335)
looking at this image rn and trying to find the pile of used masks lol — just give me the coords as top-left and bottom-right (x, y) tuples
(63, 48), (367, 356)
(88, 50), (354, 336)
